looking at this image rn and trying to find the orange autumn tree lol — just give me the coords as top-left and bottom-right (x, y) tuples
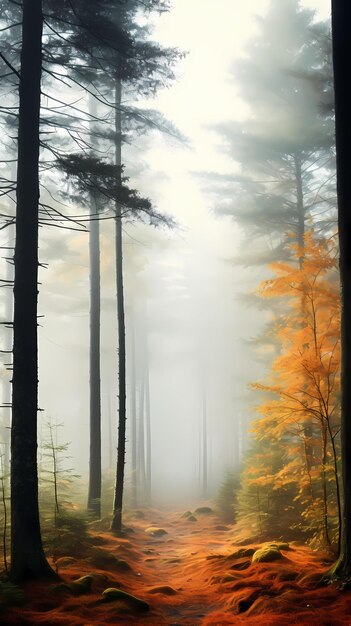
(239, 233), (341, 551)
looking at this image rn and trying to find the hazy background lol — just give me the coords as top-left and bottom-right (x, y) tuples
(1, 0), (331, 504)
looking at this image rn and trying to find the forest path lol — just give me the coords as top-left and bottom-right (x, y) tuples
(4, 505), (351, 625)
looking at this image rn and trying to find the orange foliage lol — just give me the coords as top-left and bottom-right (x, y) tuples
(245, 233), (341, 549)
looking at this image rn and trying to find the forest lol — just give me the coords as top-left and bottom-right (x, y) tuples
(0, 0), (350, 624)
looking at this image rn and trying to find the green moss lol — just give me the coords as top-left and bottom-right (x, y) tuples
(252, 546), (283, 563)
(102, 587), (150, 612)
(53, 574), (93, 595)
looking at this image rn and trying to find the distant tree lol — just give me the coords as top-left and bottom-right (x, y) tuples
(329, 0), (351, 578)
(212, 1), (334, 267)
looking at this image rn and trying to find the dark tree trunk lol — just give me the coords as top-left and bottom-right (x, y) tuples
(330, 0), (351, 577)
(87, 192), (101, 518)
(11, 0), (56, 582)
(111, 77), (126, 534)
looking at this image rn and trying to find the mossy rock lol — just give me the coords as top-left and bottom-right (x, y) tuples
(252, 547), (283, 563)
(102, 588), (150, 612)
(210, 573), (237, 585)
(215, 525), (229, 531)
(145, 527), (167, 537)
(267, 542), (290, 551)
(180, 510), (193, 519)
(88, 572), (112, 586)
(53, 575), (93, 595)
(194, 506), (214, 515)
(228, 548), (257, 560)
(133, 510), (145, 519)
(55, 556), (77, 569)
(147, 585), (177, 595)
(114, 558), (132, 571)
(186, 515), (197, 522)
(88, 548), (131, 571)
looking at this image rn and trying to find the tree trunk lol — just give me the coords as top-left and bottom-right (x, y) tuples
(145, 360), (151, 503)
(329, 0), (351, 577)
(111, 76), (126, 534)
(202, 390), (208, 498)
(294, 151), (305, 269)
(107, 390), (113, 470)
(87, 191), (101, 518)
(321, 424), (332, 549)
(129, 311), (137, 507)
(138, 374), (146, 499)
(11, 0), (56, 581)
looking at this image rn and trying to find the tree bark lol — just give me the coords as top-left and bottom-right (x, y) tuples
(87, 191), (101, 518)
(111, 76), (126, 534)
(11, 0), (56, 581)
(329, 0), (351, 577)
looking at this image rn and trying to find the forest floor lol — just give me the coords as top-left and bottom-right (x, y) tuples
(2, 505), (351, 625)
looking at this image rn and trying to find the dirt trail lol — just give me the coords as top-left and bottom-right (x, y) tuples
(3, 506), (351, 625)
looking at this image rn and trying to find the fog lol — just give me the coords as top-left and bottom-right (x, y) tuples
(0, 0), (331, 506)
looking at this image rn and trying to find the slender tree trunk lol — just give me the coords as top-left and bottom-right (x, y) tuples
(130, 312), (137, 507)
(329, 0), (351, 577)
(145, 360), (151, 503)
(321, 424), (332, 549)
(327, 420), (342, 556)
(87, 193), (101, 518)
(202, 390), (208, 498)
(138, 374), (146, 499)
(294, 151), (305, 269)
(111, 76), (126, 534)
(11, 0), (56, 581)
(87, 94), (102, 518)
(107, 390), (113, 470)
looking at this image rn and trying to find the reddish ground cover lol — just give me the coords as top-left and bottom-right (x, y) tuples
(2, 507), (351, 625)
